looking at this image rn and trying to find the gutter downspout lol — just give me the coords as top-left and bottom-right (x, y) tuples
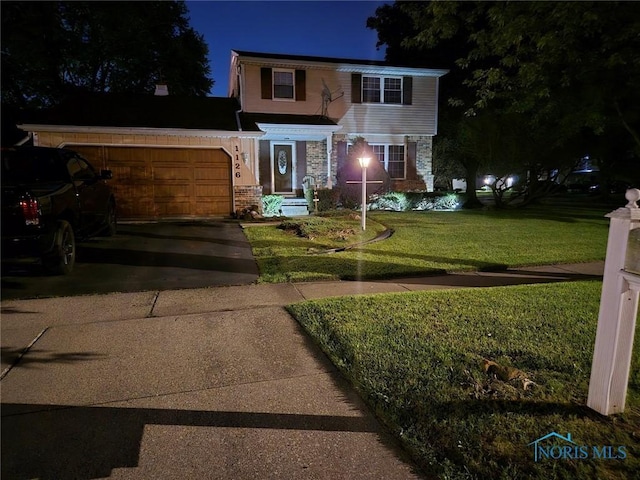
(15, 132), (33, 146)
(326, 133), (333, 189)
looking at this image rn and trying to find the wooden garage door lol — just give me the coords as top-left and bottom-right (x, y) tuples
(70, 146), (232, 218)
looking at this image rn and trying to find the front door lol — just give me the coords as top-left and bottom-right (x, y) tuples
(271, 142), (296, 194)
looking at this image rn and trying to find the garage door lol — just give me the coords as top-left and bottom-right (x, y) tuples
(70, 146), (232, 218)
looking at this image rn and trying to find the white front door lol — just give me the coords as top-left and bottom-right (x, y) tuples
(271, 142), (296, 194)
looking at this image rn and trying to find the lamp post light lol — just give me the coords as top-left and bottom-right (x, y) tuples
(358, 156), (370, 230)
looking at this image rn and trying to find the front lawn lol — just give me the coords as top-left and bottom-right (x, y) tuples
(287, 281), (640, 479)
(244, 206), (610, 283)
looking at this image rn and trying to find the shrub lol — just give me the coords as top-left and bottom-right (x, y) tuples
(315, 188), (340, 212)
(369, 192), (462, 212)
(262, 195), (284, 217)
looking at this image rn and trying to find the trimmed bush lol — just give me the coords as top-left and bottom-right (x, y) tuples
(369, 191), (462, 212)
(262, 195), (284, 217)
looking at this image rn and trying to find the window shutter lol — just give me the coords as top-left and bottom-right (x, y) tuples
(295, 70), (306, 101)
(259, 140), (271, 193)
(407, 142), (418, 180)
(351, 74), (362, 104)
(261, 67), (272, 99)
(402, 77), (413, 105)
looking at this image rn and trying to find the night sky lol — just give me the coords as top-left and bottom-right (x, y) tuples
(185, 1), (389, 96)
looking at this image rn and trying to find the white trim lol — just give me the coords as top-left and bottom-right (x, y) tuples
(362, 74), (403, 105)
(256, 122), (341, 141)
(57, 142), (234, 158)
(18, 124), (264, 139)
(233, 52), (448, 77)
(270, 141), (297, 194)
(272, 68), (296, 101)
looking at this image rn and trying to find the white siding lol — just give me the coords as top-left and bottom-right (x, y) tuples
(338, 74), (438, 135)
(240, 62), (439, 136)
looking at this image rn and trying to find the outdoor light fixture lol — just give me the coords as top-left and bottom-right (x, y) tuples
(241, 152), (249, 165)
(358, 156), (371, 230)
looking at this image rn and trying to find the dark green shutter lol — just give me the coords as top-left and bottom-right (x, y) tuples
(261, 67), (272, 99)
(295, 70), (306, 101)
(402, 77), (413, 105)
(351, 74), (362, 104)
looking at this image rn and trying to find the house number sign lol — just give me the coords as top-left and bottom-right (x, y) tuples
(234, 148), (241, 178)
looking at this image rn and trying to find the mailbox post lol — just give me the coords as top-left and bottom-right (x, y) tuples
(587, 188), (640, 415)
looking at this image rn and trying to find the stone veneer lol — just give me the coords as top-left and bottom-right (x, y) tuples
(234, 185), (263, 213)
(405, 135), (434, 192)
(305, 140), (328, 188)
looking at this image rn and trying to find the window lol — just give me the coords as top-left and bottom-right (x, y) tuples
(362, 77), (381, 103)
(273, 69), (294, 99)
(362, 75), (402, 104)
(348, 143), (406, 179)
(384, 78), (402, 104)
(387, 145), (405, 179)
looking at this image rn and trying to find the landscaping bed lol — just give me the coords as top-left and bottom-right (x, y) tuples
(287, 281), (639, 479)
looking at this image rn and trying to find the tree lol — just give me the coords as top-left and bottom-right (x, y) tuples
(1, 1), (213, 109)
(368, 1), (640, 205)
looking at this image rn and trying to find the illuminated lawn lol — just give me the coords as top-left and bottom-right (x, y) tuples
(287, 281), (640, 479)
(244, 206), (609, 283)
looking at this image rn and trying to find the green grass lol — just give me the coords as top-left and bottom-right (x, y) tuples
(243, 206), (609, 283)
(287, 281), (640, 480)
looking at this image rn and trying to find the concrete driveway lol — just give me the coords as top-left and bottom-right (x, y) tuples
(1, 221), (259, 300)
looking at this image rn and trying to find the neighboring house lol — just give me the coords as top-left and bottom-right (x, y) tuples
(17, 51), (447, 219)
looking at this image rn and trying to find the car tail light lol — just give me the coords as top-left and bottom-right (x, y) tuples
(19, 197), (40, 226)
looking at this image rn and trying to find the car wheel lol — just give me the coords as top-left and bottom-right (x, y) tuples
(101, 200), (117, 237)
(43, 220), (76, 275)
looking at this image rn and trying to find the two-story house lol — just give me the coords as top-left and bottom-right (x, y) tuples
(230, 50), (447, 206)
(16, 50), (446, 219)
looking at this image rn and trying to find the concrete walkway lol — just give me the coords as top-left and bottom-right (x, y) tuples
(0, 262), (603, 479)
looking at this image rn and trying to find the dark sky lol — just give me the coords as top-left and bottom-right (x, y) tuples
(185, 1), (389, 96)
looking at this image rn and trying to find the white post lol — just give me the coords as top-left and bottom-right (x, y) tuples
(587, 188), (640, 415)
(361, 164), (367, 230)
(358, 157), (370, 231)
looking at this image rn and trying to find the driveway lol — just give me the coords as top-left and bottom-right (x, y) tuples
(1, 221), (259, 300)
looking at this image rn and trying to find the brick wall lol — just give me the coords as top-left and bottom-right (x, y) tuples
(305, 140), (328, 188)
(234, 185), (263, 213)
(407, 135), (434, 192)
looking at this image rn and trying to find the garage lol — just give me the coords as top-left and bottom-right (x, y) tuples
(71, 146), (232, 219)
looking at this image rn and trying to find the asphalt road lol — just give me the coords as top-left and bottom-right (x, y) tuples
(1, 221), (259, 300)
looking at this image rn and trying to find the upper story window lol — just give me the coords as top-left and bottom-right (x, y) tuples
(362, 77), (381, 103)
(261, 67), (306, 101)
(361, 75), (402, 104)
(273, 69), (294, 100)
(352, 74), (412, 105)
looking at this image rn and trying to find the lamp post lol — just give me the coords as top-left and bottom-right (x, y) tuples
(358, 156), (370, 230)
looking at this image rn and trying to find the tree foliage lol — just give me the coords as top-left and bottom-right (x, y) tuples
(368, 1), (640, 205)
(1, 1), (213, 108)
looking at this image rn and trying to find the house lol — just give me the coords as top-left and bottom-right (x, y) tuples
(17, 51), (447, 219)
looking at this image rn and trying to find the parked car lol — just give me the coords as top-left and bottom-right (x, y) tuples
(1, 146), (116, 274)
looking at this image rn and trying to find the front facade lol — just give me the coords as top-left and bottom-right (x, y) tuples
(230, 51), (448, 200)
(18, 51), (446, 219)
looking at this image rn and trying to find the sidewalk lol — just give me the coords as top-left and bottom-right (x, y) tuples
(0, 262), (603, 479)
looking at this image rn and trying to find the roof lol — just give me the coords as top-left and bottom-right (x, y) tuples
(232, 50), (449, 76)
(21, 93), (242, 131)
(239, 113), (338, 131)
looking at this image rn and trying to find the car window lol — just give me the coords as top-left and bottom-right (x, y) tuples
(68, 158), (96, 181)
(1, 149), (68, 183)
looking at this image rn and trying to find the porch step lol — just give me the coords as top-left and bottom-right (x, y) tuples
(281, 197), (309, 217)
